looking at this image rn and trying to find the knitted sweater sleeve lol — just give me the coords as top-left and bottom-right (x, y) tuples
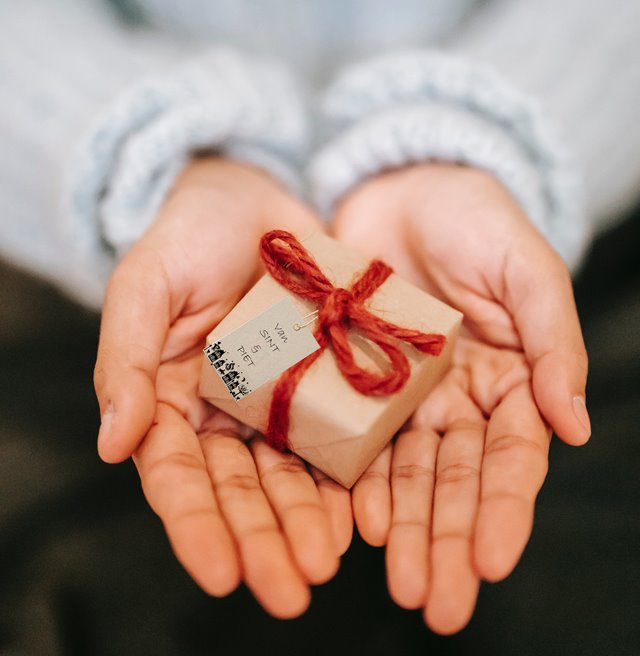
(0, 0), (308, 308)
(308, 0), (640, 272)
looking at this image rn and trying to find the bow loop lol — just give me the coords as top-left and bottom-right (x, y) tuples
(260, 230), (334, 301)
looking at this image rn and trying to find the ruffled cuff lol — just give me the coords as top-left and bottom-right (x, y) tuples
(63, 48), (308, 301)
(308, 51), (589, 270)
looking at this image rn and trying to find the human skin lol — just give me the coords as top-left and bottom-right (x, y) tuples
(94, 158), (353, 618)
(94, 157), (588, 629)
(333, 162), (589, 633)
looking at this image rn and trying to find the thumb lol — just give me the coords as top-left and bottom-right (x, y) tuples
(508, 247), (590, 445)
(94, 248), (170, 463)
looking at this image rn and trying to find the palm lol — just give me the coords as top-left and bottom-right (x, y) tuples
(403, 337), (548, 631)
(95, 159), (352, 618)
(137, 344), (347, 617)
(334, 162), (589, 446)
(333, 167), (559, 633)
(335, 165), (540, 350)
(349, 334), (549, 634)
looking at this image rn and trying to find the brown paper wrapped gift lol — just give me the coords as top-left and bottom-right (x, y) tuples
(199, 232), (462, 488)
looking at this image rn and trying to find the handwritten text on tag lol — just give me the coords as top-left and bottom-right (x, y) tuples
(203, 298), (320, 401)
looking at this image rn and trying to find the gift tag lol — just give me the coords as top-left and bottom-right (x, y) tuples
(203, 297), (320, 401)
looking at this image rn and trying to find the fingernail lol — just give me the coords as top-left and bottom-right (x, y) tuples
(572, 396), (591, 442)
(98, 402), (115, 448)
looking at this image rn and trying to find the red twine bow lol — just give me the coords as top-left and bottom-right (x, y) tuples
(260, 230), (446, 451)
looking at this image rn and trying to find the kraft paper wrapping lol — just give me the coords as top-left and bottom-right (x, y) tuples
(198, 232), (463, 488)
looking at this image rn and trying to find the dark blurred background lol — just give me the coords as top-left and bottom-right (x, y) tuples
(1, 212), (639, 656)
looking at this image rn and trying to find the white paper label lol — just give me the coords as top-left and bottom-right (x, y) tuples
(203, 297), (321, 401)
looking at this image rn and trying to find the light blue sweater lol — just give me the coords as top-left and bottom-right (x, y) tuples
(1, 0), (639, 307)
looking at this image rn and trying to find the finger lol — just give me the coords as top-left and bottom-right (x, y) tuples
(133, 402), (240, 596)
(386, 428), (438, 610)
(201, 433), (310, 619)
(474, 381), (551, 582)
(410, 349), (481, 435)
(352, 443), (393, 546)
(507, 246), (590, 445)
(95, 248), (170, 463)
(424, 419), (483, 635)
(251, 438), (340, 584)
(310, 466), (354, 556)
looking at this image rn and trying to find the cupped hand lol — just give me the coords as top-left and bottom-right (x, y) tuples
(333, 162), (588, 632)
(333, 162), (590, 446)
(350, 337), (549, 634)
(94, 158), (352, 617)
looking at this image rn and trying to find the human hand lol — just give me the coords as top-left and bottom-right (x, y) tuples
(333, 162), (589, 446)
(94, 158), (352, 617)
(333, 162), (589, 631)
(350, 337), (549, 633)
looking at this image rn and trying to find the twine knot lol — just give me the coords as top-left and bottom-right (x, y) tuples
(319, 287), (354, 333)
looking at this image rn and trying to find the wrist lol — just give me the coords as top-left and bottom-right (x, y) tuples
(334, 160), (539, 265)
(389, 162), (508, 202)
(337, 161), (508, 230)
(158, 155), (314, 243)
(381, 162), (523, 219)
(171, 156), (277, 198)
(165, 156), (290, 229)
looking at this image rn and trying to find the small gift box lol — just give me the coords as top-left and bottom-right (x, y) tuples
(199, 231), (462, 488)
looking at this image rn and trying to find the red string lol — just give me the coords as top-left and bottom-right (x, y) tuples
(260, 230), (446, 451)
